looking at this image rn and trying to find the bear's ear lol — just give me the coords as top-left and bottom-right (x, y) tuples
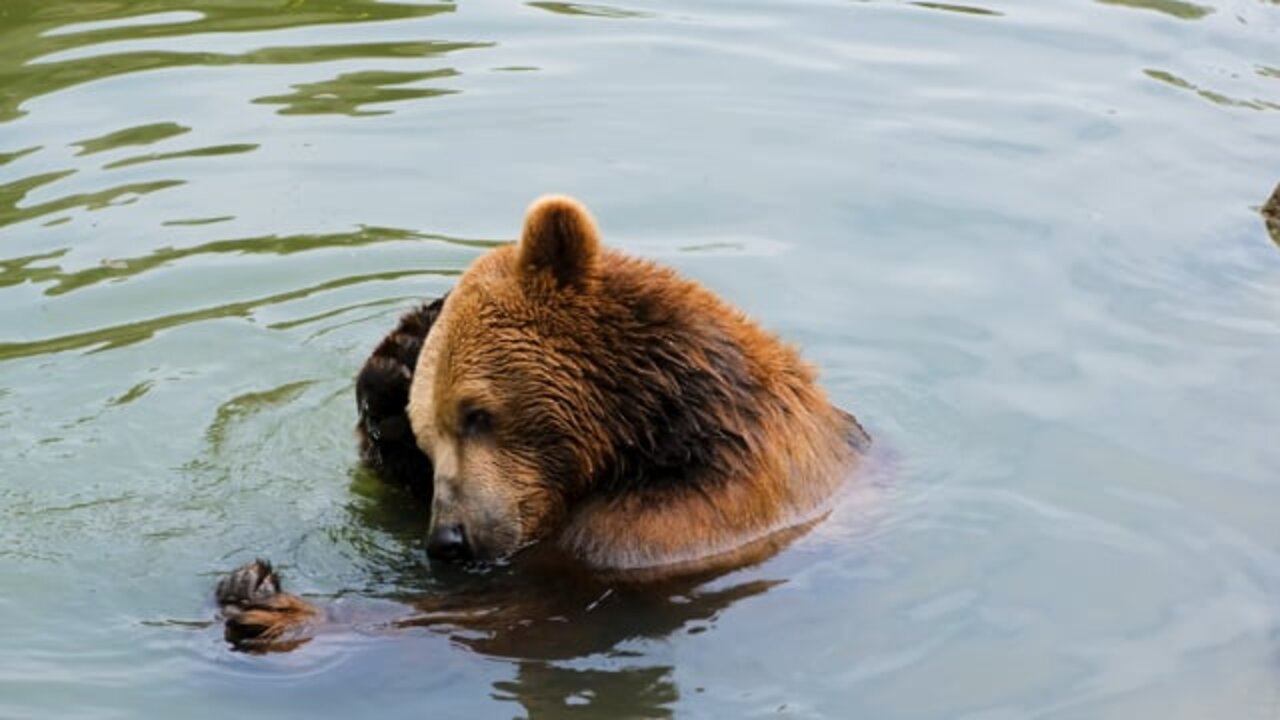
(517, 195), (600, 290)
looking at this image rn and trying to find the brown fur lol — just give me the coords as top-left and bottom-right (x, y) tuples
(219, 195), (869, 651)
(216, 560), (318, 652)
(405, 195), (868, 569)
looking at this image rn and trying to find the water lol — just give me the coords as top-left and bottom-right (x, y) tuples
(1, 0), (1278, 717)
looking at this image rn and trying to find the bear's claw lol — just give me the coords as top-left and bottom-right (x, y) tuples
(217, 559), (318, 652)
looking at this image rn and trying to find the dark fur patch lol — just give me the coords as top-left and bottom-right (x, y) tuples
(355, 297), (445, 498)
(592, 326), (763, 498)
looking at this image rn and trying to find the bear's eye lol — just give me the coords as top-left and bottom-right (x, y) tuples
(459, 407), (493, 438)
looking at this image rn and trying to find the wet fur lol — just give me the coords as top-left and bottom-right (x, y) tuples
(355, 297), (443, 499)
(221, 195), (870, 651)
(406, 196), (869, 569)
(216, 559), (317, 652)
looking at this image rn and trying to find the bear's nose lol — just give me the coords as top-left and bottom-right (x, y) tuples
(427, 523), (471, 562)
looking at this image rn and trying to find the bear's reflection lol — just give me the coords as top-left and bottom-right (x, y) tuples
(346, 476), (788, 718)
(494, 663), (678, 720)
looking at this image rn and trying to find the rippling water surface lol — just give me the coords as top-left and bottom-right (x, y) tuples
(2, 0), (1279, 717)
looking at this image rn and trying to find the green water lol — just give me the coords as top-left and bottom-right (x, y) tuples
(1, 0), (1278, 717)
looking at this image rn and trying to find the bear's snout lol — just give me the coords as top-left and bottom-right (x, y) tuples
(426, 522), (471, 562)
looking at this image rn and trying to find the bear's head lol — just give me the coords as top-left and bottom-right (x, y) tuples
(406, 196), (615, 561)
(405, 196), (864, 565)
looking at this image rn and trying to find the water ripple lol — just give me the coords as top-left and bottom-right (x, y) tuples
(72, 122), (190, 156)
(0, 268), (452, 361)
(0, 1), (461, 122)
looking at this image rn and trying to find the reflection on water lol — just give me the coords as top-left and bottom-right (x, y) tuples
(38, 226), (493, 296)
(254, 68), (459, 117)
(0, 249), (67, 289)
(205, 380), (316, 454)
(102, 143), (259, 170)
(495, 663), (677, 720)
(1095, 0), (1213, 19)
(0, 221), (496, 359)
(1145, 68), (1280, 111)
(0, 173), (184, 229)
(0, 0), (487, 238)
(73, 122), (190, 156)
(526, 2), (653, 19)
(909, 2), (1003, 17)
(162, 215), (234, 227)
(0, 267), (453, 360)
(1, 0), (1279, 716)
(0, 146), (40, 166)
(0, 0), (458, 121)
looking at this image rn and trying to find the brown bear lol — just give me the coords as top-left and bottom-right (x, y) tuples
(216, 195), (869, 651)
